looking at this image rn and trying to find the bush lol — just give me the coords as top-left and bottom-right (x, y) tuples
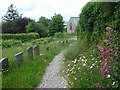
(1, 40), (22, 48)
(54, 32), (63, 38)
(1, 33), (39, 42)
(30, 37), (53, 45)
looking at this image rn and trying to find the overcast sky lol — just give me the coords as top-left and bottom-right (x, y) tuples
(0, 0), (92, 22)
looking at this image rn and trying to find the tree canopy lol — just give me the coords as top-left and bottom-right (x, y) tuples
(48, 13), (65, 36)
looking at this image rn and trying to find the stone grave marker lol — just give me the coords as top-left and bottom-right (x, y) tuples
(66, 40), (68, 43)
(0, 58), (9, 73)
(14, 52), (24, 66)
(46, 46), (49, 51)
(57, 41), (60, 44)
(27, 47), (33, 60)
(34, 45), (40, 56)
(62, 41), (64, 44)
(44, 41), (47, 44)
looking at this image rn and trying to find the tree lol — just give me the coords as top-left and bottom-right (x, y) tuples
(2, 4), (22, 23)
(48, 13), (65, 36)
(2, 4), (23, 33)
(38, 16), (51, 26)
(26, 21), (37, 33)
(36, 23), (48, 37)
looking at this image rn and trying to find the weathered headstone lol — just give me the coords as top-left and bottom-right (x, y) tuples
(44, 41), (47, 44)
(27, 47), (33, 60)
(57, 41), (60, 44)
(66, 40), (68, 43)
(0, 58), (9, 73)
(14, 52), (24, 66)
(46, 46), (49, 51)
(34, 45), (40, 56)
(62, 41), (64, 44)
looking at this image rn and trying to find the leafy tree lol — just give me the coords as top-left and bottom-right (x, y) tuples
(26, 21), (37, 33)
(38, 16), (51, 26)
(36, 23), (48, 37)
(2, 4), (22, 23)
(48, 13), (65, 36)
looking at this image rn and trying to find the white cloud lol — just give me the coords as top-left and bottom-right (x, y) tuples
(0, 0), (91, 22)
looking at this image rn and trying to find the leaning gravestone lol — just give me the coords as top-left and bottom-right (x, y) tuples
(27, 47), (33, 60)
(0, 58), (9, 73)
(14, 52), (24, 66)
(46, 46), (49, 51)
(34, 45), (40, 56)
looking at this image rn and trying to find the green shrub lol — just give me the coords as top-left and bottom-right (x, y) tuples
(54, 32), (63, 38)
(1, 33), (39, 42)
(31, 37), (53, 45)
(1, 40), (22, 48)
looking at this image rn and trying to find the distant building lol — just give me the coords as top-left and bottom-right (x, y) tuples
(67, 17), (79, 33)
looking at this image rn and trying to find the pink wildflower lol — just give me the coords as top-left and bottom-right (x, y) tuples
(98, 46), (104, 51)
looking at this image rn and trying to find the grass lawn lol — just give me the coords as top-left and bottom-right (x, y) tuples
(2, 36), (75, 88)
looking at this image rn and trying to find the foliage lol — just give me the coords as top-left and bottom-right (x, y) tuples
(38, 16), (51, 27)
(54, 32), (63, 38)
(2, 4), (31, 33)
(1, 33), (39, 42)
(48, 13), (65, 36)
(78, 2), (118, 44)
(30, 37), (53, 45)
(1, 40), (22, 48)
(26, 21), (37, 33)
(36, 23), (48, 37)
(2, 4), (22, 23)
(96, 27), (120, 88)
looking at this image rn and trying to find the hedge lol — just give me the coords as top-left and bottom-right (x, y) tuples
(1, 40), (22, 48)
(1, 33), (39, 42)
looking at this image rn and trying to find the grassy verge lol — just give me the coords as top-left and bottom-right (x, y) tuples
(2, 36), (74, 88)
(63, 38), (102, 88)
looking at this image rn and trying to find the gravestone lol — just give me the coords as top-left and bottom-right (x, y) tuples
(34, 45), (40, 56)
(44, 41), (47, 44)
(46, 46), (49, 51)
(27, 47), (33, 60)
(66, 40), (68, 43)
(62, 41), (64, 44)
(14, 52), (24, 66)
(57, 41), (60, 44)
(0, 58), (9, 73)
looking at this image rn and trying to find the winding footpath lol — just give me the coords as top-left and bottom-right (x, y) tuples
(36, 50), (68, 88)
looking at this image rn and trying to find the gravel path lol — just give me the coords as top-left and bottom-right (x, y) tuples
(36, 50), (68, 88)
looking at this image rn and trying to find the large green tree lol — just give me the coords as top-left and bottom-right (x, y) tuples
(2, 4), (22, 23)
(38, 16), (51, 27)
(48, 13), (65, 36)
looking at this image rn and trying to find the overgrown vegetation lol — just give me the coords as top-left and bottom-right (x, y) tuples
(64, 2), (120, 88)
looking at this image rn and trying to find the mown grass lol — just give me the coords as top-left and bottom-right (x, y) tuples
(63, 38), (102, 88)
(2, 36), (75, 88)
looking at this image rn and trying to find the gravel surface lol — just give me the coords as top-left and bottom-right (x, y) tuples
(36, 50), (69, 88)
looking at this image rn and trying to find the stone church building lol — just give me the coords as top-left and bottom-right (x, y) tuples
(67, 17), (79, 33)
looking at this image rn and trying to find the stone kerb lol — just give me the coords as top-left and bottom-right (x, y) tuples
(14, 52), (24, 66)
(27, 47), (33, 60)
(34, 45), (40, 56)
(0, 58), (9, 73)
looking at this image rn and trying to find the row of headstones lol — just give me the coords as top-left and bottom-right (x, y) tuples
(0, 39), (75, 74)
(57, 39), (74, 44)
(0, 45), (41, 74)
